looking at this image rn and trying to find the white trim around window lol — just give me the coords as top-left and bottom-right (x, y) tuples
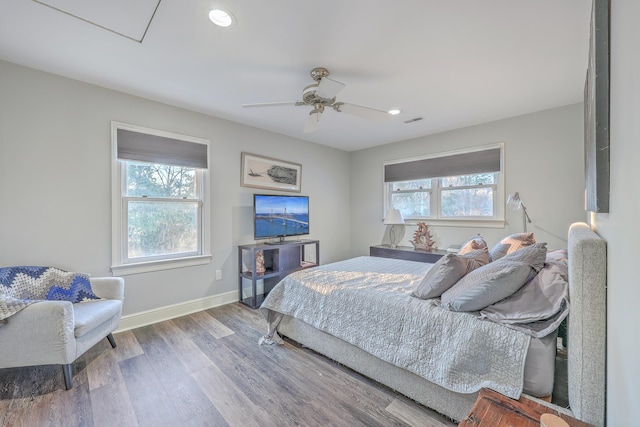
(383, 143), (506, 228)
(110, 122), (212, 275)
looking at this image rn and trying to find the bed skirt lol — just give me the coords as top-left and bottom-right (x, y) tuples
(277, 314), (478, 421)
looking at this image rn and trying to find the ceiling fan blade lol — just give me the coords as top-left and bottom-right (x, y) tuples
(304, 111), (322, 134)
(316, 77), (345, 99)
(242, 101), (298, 108)
(334, 102), (392, 123)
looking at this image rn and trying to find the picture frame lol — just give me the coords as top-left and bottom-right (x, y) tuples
(584, 0), (610, 213)
(241, 152), (302, 193)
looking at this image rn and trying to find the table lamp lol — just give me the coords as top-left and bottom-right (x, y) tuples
(384, 208), (405, 248)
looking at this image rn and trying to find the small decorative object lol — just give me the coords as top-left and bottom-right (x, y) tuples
(411, 222), (434, 251)
(255, 250), (266, 275)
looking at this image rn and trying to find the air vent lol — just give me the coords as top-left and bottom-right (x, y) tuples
(404, 117), (423, 124)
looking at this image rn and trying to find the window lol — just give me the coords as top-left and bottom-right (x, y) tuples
(111, 123), (211, 275)
(124, 162), (200, 260)
(384, 144), (505, 226)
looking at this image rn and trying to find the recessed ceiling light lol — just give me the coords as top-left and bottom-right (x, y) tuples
(388, 109), (401, 116)
(209, 9), (234, 27)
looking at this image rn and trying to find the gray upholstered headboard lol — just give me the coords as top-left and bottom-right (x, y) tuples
(567, 222), (607, 426)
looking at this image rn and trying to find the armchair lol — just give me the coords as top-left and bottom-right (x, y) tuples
(0, 276), (124, 389)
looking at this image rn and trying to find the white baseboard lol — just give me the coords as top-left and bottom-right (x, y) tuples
(115, 290), (238, 332)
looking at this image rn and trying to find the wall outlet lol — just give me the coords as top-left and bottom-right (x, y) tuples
(215, 269), (223, 280)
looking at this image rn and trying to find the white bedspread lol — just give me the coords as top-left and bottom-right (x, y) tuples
(260, 256), (531, 399)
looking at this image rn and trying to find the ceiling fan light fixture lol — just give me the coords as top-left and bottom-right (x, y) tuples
(209, 9), (234, 27)
(242, 66), (393, 133)
(388, 109), (401, 116)
(310, 104), (325, 115)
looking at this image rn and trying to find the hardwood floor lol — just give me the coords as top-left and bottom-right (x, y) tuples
(0, 303), (457, 427)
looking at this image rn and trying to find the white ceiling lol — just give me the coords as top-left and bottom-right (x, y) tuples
(0, 0), (592, 152)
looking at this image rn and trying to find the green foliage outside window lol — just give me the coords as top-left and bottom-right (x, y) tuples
(125, 162), (199, 259)
(126, 162), (196, 198)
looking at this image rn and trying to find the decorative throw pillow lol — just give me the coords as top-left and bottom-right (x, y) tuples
(441, 243), (547, 312)
(489, 232), (536, 261)
(480, 260), (569, 325)
(412, 249), (489, 299)
(458, 234), (488, 255)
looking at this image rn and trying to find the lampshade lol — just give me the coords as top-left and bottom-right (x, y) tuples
(384, 208), (405, 225)
(506, 191), (532, 230)
(507, 192), (523, 210)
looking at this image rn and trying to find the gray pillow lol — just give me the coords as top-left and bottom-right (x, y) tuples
(480, 259), (568, 325)
(489, 232), (536, 261)
(441, 243), (547, 312)
(412, 249), (489, 299)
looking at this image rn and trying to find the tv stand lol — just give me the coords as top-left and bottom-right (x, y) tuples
(265, 236), (288, 245)
(238, 239), (319, 309)
(265, 238), (303, 245)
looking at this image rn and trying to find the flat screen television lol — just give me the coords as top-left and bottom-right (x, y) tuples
(254, 194), (309, 242)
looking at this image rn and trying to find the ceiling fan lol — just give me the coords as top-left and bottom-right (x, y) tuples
(242, 67), (392, 133)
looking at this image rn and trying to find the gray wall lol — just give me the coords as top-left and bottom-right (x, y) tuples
(0, 60), (351, 316)
(349, 104), (585, 256)
(591, 0), (640, 423)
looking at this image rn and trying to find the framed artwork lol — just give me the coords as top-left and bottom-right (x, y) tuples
(584, 0), (610, 213)
(241, 152), (302, 193)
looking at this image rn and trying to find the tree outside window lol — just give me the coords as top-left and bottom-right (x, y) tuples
(124, 162), (201, 261)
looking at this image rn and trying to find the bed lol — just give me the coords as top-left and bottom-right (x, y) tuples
(259, 222), (606, 426)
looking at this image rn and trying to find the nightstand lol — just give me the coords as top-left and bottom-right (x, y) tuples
(369, 245), (447, 263)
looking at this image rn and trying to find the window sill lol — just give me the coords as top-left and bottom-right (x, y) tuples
(403, 219), (506, 229)
(111, 254), (212, 276)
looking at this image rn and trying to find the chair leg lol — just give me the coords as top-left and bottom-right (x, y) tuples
(62, 334), (115, 390)
(62, 364), (73, 390)
(106, 333), (117, 348)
